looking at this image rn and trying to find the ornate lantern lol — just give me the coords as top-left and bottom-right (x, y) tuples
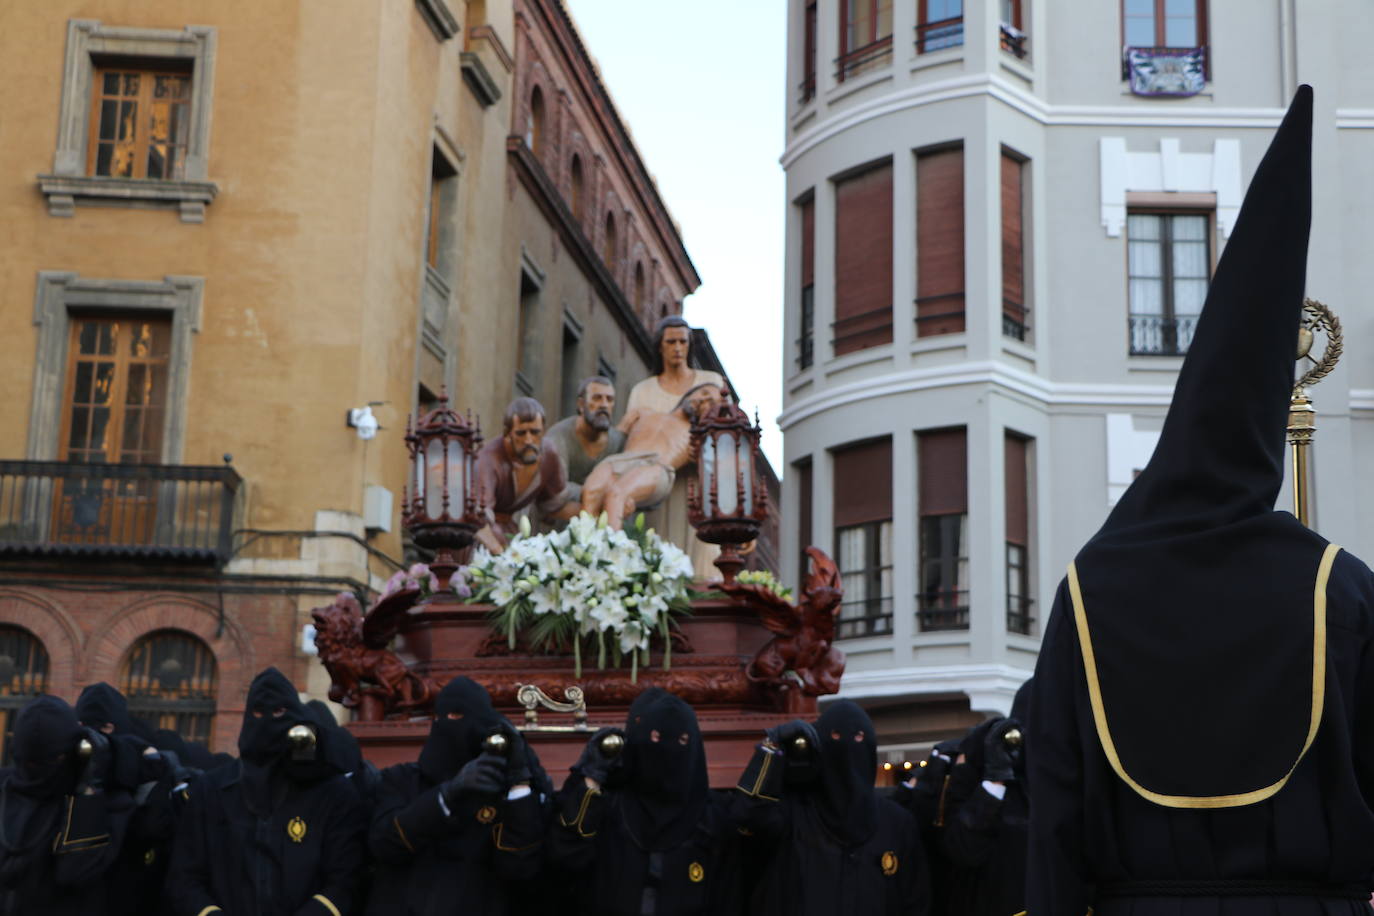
(403, 393), (484, 588)
(687, 392), (769, 584)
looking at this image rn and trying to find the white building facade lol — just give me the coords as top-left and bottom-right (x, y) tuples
(779, 0), (1374, 759)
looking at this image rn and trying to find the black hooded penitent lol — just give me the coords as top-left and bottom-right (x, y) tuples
(417, 676), (503, 785)
(1069, 86), (1328, 804)
(815, 699), (877, 845)
(620, 687), (709, 851)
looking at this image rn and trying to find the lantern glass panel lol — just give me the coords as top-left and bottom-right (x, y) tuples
(424, 438), (446, 518)
(716, 431), (739, 517)
(738, 434), (754, 514)
(701, 435), (716, 513)
(413, 441), (426, 504)
(445, 438), (466, 512)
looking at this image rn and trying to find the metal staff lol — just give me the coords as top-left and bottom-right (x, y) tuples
(1288, 299), (1342, 527)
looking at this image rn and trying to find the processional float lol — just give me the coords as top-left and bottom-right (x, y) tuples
(310, 393), (846, 786)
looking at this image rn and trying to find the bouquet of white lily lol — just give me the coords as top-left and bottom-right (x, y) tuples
(467, 511), (696, 681)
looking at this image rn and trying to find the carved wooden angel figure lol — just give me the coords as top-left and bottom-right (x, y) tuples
(718, 547), (846, 703)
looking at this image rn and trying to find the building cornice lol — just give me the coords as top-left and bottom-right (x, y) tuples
(507, 136), (656, 365)
(780, 73), (1313, 169)
(778, 360), (1185, 430)
(836, 663), (1035, 715)
(524, 0), (701, 293)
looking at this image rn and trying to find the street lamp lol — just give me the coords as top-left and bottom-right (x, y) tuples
(687, 391), (768, 585)
(403, 393), (484, 590)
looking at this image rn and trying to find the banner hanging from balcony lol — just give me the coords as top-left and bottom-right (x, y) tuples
(1124, 46), (1206, 98)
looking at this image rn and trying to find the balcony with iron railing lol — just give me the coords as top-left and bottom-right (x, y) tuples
(1007, 595), (1035, 635)
(837, 596), (893, 639)
(918, 589), (969, 632)
(1002, 300), (1030, 341)
(1129, 313), (1198, 356)
(0, 460), (242, 565)
(915, 16), (963, 54)
(835, 35), (893, 81)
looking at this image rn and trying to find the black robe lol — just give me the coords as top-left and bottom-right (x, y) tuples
(941, 780), (1028, 916)
(365, 762), (545, 916)
(735, 701), (929, 916)
(1028, 560), (1374, 916)
(0, 695), (137, 916)
(549, 688), (743, 916)
(164, 666), (369, 916)
(0, 770), (137, 916)
(164, 760), (369, 916)
(548, 776), (744, 916)
(736, 785), (928, 916)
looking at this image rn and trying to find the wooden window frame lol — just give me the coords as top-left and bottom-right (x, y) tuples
(835, 519), (894, 639)
(41, 21), (218, 222)
(798, 192), (815, 370)
(58, 316), (172, 465)
(1126, 209), (1212, 357)
(800, 0), (818, 103)
(1001, 149), (1029, 341)
(917, 0), (965, 54)
(86, 66), (193, 181)
(915, 145), (966, 338)
(918, 427), (969, 632)
(837, 0), (894, 80)
(1121, 0), (1208, 49)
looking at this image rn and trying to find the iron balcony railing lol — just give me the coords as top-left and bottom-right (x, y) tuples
(1007, 595), (1035, 635)
(0, 460), (241, 565)
(835, 35), (893, 81)
(1129, 313), (1198, 356)
(837, 596), (894, 639)
(916, 16), (964, 54)
(1003, 300), (1030, 341)
(918, 589), (969, 631)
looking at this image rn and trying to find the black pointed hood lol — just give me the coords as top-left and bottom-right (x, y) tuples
(418, 677), (503, 784)
(1096, 86), (1312, 539)
(814, 700), (878, 845)
(620, 688), (709, 851)
(1070, 87), (1333, 806)
(7, 696), (83, 799)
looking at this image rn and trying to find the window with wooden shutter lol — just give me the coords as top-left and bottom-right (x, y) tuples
(833, 439), (893, 638)
(799, 194), (816, 369)
(918, 428), (968, 631)
(1005, 433), (1033, 634)
(795, 457), (813, 577)
(916, 147), (965, 337)
(1001, 151), (1028, 340)
(801, 1), (818, 102)
(834, 162), (893, 356)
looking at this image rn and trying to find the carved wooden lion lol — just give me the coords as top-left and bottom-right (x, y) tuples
(310, 593), (434, 710)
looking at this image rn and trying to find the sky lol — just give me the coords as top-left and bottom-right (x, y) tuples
(563, 1), (788, 471)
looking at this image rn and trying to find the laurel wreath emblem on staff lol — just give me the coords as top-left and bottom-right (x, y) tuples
(1295, 298), (1342, 392)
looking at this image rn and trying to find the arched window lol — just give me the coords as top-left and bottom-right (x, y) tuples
(634, 262), (646, 310)
(603, 211), (617, 267)
(121, 630), (217, 747)
(0, 627), (49, 765)
(528, 86), (545, 157)
(570, 154), (584, 222)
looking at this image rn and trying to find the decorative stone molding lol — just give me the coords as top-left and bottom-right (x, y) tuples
(415, 0), (460, 41)
(1099, 136), (1242, 237)
(461, 51), (502, 107)
(42, 20), (218, 222)
(27, 272), (203, 463)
